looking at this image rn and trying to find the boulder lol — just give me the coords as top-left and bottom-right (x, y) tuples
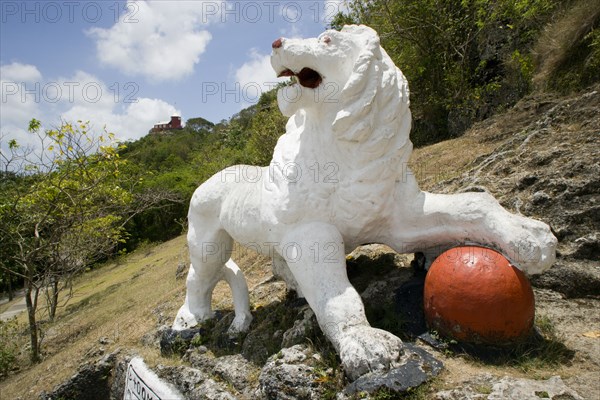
(343, 344), (443, 396)
(258, 345), (328, 400)
(434, 374), (583, 400)
(40, 351), (119, 400)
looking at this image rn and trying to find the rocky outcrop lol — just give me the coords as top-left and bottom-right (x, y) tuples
(427, 86), (600, 298)
(343, 344), (443, 396)
(258, 345), (330, 400)
(40, 351), (122, 400)
(434, 374), (583, 400)
(39, 87), (599, 400)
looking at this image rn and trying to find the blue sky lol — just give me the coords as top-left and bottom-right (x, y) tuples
(1, 0), (347, 146)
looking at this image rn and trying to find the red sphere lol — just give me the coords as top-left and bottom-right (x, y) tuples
(423, 246), (535, 344)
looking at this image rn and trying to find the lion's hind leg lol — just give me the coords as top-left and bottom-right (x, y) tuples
(391, 191), (557, 274)
(173, 219), (252, 333)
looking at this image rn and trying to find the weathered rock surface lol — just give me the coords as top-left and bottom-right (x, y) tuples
(343, 344), (443, 395)
(434, 374), (583, 400)
(213, 354), (259, 393)
(39, 351), (120, 400)
(160, 326), (204, 356)
(530, 261), (600, 298)
(426, 87), (600, 299)
(155, 365), (207, 395)
(280, 305), (317, 348)
(258, 345), (329, 400)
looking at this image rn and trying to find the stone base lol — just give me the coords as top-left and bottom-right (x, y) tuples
(344, 343), (443, 395)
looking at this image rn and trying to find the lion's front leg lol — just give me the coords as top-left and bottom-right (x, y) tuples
(280, 222), (404, 381)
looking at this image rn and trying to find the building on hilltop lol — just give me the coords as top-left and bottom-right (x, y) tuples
(151, 115), (183, 133)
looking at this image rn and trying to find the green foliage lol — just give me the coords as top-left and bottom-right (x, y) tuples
(6, 121), (133, 267)
(118, 90), (286, 245)
(186, 117), (214, 133)
(0, 318), (23, 378)
(331, 0), (563, 145)
(245, 90), (287, 166)
(0, 119), (175, 360)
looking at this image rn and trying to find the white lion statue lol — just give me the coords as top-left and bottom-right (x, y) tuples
(173, 25), (557, 380)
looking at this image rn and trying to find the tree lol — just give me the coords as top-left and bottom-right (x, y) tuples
(245, 90), (287, 166)
(330, 0), (561, 145)
(185, 117), (214, 133)
(0, 119), (178, 361)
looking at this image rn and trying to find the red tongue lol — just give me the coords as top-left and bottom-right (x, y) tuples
(278, 69), (294, 78)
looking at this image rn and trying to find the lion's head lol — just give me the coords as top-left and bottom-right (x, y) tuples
(271, 25), (411, 149)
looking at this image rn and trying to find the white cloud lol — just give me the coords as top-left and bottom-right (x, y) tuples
(55, 72), (180, 141)
(87, 0), (214, 82)
(1, 62), (43, 148)
(234, 49), (285, 107)
(1, 65), (180, 152)
(279, 23), (303, 39)
(1, 62), (42, 82)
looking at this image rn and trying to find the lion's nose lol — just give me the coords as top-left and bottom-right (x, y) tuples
(272, 38), (283, 49)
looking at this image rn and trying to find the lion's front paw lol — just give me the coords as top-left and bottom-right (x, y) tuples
(339, 326), (404, 381)
(172, 304), (214, 331)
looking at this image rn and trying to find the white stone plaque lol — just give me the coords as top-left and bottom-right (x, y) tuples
(123, 357), (183, 400)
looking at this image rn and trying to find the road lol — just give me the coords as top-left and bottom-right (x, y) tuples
(0, 290), (27, 321)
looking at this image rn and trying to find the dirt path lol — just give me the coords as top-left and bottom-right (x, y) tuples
(0, 292), (27, 321)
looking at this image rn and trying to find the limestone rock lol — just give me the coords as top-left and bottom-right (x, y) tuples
(190, 378), (238, 400)
(110, 353), (133, 400)
(281, 306), (317, 348)
(213, 354), (259, 392)
(343, 344), (443, 395)
(155, 365), (207, 395)
(40, 351), (118, 400)
(530, 261), (600, 298)
(160, 326), (204, 356)
(258, 345), (327, 400)
(241, 325), (278, 365)
(435, 374), (583, 400)
(488, 375), (583, 399)
(185, 347), (216, 371)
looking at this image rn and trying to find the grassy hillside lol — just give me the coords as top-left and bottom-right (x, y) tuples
(0, 236), (276, 398)
(1, 84), (598, 399)
(1, 3), (598, 395)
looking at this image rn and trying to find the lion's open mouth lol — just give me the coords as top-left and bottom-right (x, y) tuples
(278, 67), (322, 89)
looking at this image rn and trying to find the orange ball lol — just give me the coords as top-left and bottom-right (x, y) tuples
(423, 246), (534, 344)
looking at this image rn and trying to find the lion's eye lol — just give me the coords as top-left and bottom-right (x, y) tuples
(322, 36), (331, 44)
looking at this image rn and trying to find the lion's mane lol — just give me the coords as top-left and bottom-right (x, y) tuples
(267, 25), (414, 227)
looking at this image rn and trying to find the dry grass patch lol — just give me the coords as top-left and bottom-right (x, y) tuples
(410, 135), (497, 190)
(533, 0), (600, 90)
(0, 235), (274, 399)
(0, 236), (189, 398)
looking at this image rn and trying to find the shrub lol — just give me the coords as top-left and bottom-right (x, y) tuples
(0, 318), (23, 377)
